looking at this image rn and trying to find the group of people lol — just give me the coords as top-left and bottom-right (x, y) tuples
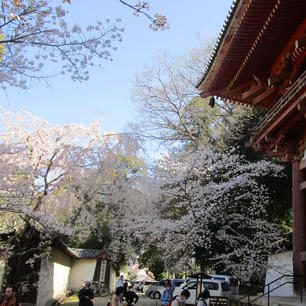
(160, 280), (210, 306)
(77, 276), (140, 306)
(0, 278), (210, 306)
(161, 282), (190, 306)
(111, 275), (139, 306)
(113, 277), (210, 306)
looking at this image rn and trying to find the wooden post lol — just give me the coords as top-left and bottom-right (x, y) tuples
(292, 159), (306, 293)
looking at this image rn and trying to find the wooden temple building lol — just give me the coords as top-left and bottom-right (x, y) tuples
(197, 0), (306, 291)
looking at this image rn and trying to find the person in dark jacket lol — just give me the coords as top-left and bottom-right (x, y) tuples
(124, 286), (139, 306)
(0, 286), (21, 306)
(196, 289), (210, 306)
(123, 281), (129, 295)
(78, 281), (94, 306)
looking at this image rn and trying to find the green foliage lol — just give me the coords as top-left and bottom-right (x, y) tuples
(181, 96), (227, 149)
(138, 244), (165, 280)
(66, 217), (112, 250)
(128, 273), (137, 281)
(115, 155), (147, 177)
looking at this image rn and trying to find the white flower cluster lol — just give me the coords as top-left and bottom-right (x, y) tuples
(125, 149), (285, 283)
(0, 0), (125, 88)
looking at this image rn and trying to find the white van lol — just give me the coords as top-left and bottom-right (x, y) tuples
(173, 279), (231, 305)
(208, 274), (239, 295)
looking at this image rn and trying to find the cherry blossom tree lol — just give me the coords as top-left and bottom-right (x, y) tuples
(0, 0), (168, 90)
(0, 107), (143, 300)
(118, 1), (169, 31)
(0, 0), (123, 88)
(150, 149), (284, 283)
(129, 43), (236, 150)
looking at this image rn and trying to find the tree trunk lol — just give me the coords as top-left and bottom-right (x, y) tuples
(2, 224), (43, 304)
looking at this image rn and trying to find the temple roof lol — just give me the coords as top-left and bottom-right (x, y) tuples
(69, 248), (108, 259)
(197, 0), (306, 97)
(53, 239), (109, 259)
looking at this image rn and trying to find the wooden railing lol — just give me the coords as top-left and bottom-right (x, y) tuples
(255, 70), (306, 135)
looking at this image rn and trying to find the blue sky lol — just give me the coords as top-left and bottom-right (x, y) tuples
(0, 0), (233, 133)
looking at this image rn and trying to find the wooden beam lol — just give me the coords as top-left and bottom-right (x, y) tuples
(270, 19), (306, 75)
(275, 143), (296, 152)
(265, 135), (276, 143)
(283, 152), (294, 162)
(252, 87), (275, 106)
(253, 86), (306, 145)
(276, 134), (286, 145)
(300, 181), (306, 190)
(241, 84), (264, 101)
(254, 142), (269, 152)
(300, 159), (306, 170)
(295, 37), (306, 49)
(297, 99), (306, 118)
(226, 80), (255, 97)
(265, 135), (286, 144)
(279, 112), (305, 136)
(268, 142), (276, 150)
(267, 151), (282, 157)
(268, 72), (288, 86)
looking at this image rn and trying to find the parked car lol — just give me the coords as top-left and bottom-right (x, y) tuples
(152, 279), (185, 299)
(146, 281), (166, 297)
(172, 279), (231, 305)
(135, 281), (155, 293)
(172, 279), (186, 287)
(208, 274), (239, 295)
(172, 280), (192, 298)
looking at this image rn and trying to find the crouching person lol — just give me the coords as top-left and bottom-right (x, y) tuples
(78, 281), (94, 306)
(171, 289), (190, 306)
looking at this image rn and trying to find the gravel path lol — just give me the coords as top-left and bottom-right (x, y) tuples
(62, 293), (161, 306)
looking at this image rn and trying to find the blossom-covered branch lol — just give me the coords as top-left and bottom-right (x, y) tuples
(0, 0), (124, 88)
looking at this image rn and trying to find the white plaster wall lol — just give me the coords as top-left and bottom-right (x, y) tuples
(53, 249), (72, 300)
(37, 254), (54, 306)
(264, 250), (293, 296)
(0, 259), (5, 286)
(109, 265), (117, 294)
(53, 262), (71, 298)
(37, 249), (72, 306)
(69, 258), (96, 291)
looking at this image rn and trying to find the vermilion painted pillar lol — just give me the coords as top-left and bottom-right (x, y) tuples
(292, 159), (306, 293)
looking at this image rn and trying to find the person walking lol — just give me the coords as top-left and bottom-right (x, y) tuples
(78, 281), (94, 306)
(0, 286), (21, 306)
(123, 281), (129, 295)
(171, 290), (190, 306)
(124, 286), (139, 306)
(116, 275), (124, 288)
(161, 283), (173, 306)
(196, 289), (210, 306)
(111, 287), (125, 306)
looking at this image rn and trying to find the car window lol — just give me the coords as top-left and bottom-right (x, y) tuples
(174, 281), (184, 286)
(221, 282), (231, 291)
(203, 282), (219, 290)
(184, 281), (197, 290)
